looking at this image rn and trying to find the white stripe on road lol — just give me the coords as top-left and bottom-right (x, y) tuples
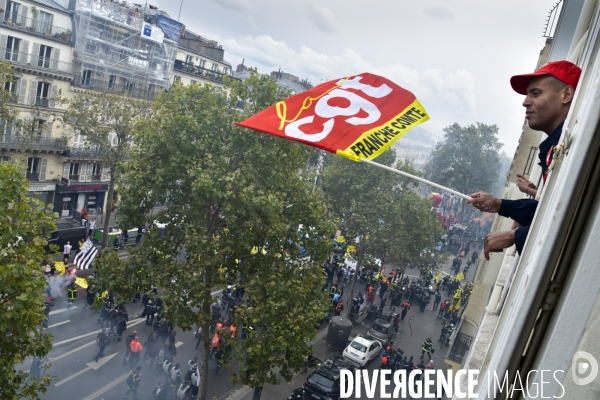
(47, 320), (70, 328)
(50, 306), (78, 315)
(24, 340), (96, 375)
(52, 318), (145, 346)
(82, 373), (128, 400)
(81, 342), (184, 400)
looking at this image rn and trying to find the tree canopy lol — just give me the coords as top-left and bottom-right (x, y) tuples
(0, 161), (56, 399)
(321, 150), (443, 317)
(424, 122), (502, 196)
(98, 75), (333, 400)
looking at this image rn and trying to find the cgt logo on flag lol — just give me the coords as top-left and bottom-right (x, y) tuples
(236, 73), (429, 162)
(74, 239), (98, 270)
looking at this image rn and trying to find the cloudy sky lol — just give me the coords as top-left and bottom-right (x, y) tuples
(148, 0), (558, 155)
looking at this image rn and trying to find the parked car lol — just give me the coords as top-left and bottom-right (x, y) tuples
(343, 335), (382, 367)
(45, 225), (87, 253)
(366, 312), (398, 344)
(304, 357), (359, 400)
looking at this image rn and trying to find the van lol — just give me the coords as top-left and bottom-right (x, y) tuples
(46, 226), (88, 253)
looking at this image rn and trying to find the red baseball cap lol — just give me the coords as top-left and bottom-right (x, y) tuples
(510, 60), (582, 95)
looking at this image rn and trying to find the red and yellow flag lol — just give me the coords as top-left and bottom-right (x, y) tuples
(236, 73), (429, 161)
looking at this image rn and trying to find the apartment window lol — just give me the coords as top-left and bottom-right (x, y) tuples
(27, 157), (41, 180)
(198, 59), (205, 68)
(124, 80), (134, 92)
(91, 164), (102, 181)
(68, 162), (80, 181)
(72, 132), (84, 148)
(81, 70), (92, 86)
(5, 36), (21, 62)
(0, 119), (13, 139)
(33, 119), (48, 138)
(36, 11), (54, 35)
(174, 75), (181, 83)
(35, 82), (50, 106)
(223, 68), (229, 75)
(0, 156), (11, 163)
(108, 74), (116, 90)
(211, 63), (218, 72)
(4, 79), (18, 100)
(38, 45), (52, 68)
(185, 55), (193, 64)
(5, 1), (21, 24)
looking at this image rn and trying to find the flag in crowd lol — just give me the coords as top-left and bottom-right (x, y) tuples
(74, 239), (98, 270)
(236, 73), (429, 162)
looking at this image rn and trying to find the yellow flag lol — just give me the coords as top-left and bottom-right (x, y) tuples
(55, 262), (66, 276)
(434, 272), (443, 281)
(455, 272), (465, 281)
(75, 277), (88, 289)
(250, 247), (258, 255)
(336, 236), (345, 243)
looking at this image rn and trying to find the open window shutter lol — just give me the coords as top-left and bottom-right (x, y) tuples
(63, 163), (70, 180)
(47, 121), (53, 138)
(20, 6), (28, 26)
(39, 158), (47, 181)
(51, 48), (60, 70)
(28, 80), (37, 105)
(32, 43), (40, 66)
(18, 78), (27, 104)
(0, 34), (7, 49)
(79, 164), (87, 182)
(0, 1), (6, 14)
(19, 39), (29, 63)
(86, 163), (92, 182)
(48, 84), (57, 107)
(101, 166), (109, 182)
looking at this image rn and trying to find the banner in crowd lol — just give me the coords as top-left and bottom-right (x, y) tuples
(236, 73), (429, 161)
(74, 239), (98, 270)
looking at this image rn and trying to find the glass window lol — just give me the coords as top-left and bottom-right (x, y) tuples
(36, 82), (51, 106)
(37, 11), (54, 35)
(350, 341), (367, 352)
(38, 45), (52, 68)
(5, 1), (21, 24)
(185, 55), (193, 64)
(81, 70), (92, 86)
(5, 36), (20, 62)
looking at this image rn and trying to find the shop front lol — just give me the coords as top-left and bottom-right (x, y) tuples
(54, 183), (109, 219)
(28, 183), (56, 207)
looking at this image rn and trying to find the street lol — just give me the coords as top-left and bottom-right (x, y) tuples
(23, 244), (479, 400)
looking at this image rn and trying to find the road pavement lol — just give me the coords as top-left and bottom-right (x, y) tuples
(30, 243), (481, 400)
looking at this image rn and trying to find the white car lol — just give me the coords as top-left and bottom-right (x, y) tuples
(343, 335), (382, 367)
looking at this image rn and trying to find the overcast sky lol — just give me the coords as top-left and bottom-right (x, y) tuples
(147, 0), (557, 155)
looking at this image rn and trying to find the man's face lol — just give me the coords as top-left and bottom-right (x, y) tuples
(523, 75), (569, 133)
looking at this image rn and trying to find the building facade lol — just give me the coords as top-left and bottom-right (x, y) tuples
(0, 0), (75, 207)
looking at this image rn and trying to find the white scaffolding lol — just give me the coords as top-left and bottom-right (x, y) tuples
(73, 0), (178, 98)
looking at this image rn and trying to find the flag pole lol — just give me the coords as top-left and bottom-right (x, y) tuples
(360, 159), (472, 201)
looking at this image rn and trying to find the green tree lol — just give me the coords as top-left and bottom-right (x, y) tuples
(110, 76), (331, 400)
(321, 150), (443, 318)
(0, 161), (57, 399)
(58, 92), (152, 248)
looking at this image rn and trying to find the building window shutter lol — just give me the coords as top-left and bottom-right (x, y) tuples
(0, 2), (6, 15)
(20, 39), (29, 57)
(39, 158), (47, 181)
(48, 84), (57, 107)
(63, 162), (70, 180)
(20, 6), (28, 24)
(32, 43), (40, 66)
(86, 163), (93, 182)
(28, 80), (38, 105)
(79, 164), (87, 182)
(101, 166), (110, 182)
(0, 34), (7, 50)
(18, 78), (28, 104)
(51, 48), (60, 70)
(47, 121), (53, 138)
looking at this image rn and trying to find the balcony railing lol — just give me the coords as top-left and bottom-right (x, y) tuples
(1, 46), (74, 75)
(174, 60), (227, 83)
(0, 12), (73, 43)
(73, 78), (162, 100)
(26, 171), (39, 180)
(448, 332), (473, 364)
(64, 147), (101, 158)
(0, 135), (68, 151)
